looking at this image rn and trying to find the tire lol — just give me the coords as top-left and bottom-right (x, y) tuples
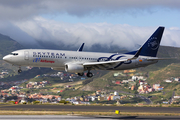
(18, 69), (22, 73)
(87, 72), (93, 78)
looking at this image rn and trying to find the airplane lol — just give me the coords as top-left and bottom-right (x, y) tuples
(3, 26), (165, 78)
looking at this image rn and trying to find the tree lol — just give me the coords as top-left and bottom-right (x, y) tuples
(12, 95), (18, 100)
(26, 91), (30, 94)
(124, 83), (128, 87)
(47, 98), (50, 102)
(134, 91), (138, 95)
(27, 98), (35, 103)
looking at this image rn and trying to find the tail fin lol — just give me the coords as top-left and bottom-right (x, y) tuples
(77, 43), (85, 52)
(140, 26), (165, 57)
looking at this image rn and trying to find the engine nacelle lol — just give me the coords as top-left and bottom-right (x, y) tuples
(65, 64), (84, 73)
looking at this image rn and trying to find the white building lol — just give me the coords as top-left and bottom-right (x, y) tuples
(174, 78), (180, 82)
(111, 96), (121, 100)
(164, 79), (172, 83)
(122, 80), (128, 83)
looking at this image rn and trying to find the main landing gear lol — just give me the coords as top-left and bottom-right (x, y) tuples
(77, 72), (93, 78)
(87, 72), (93, 78)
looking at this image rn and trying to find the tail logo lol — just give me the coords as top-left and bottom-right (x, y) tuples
(148, 37), (159, 50)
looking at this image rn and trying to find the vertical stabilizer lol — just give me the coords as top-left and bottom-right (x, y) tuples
(140, 27), (165, 57)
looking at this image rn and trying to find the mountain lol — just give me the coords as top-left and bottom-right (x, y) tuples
(147, 63), (180, 85)
(1, 33), (180, 101)
(0, 32), (180, 78)
(0, 33), (24, 74)
(140, 46), (180, 71)
(0, 33), (24, 59)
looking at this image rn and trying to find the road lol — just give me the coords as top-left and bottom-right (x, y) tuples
(0, 104), (180, 113)
(169, 91), (175, 104)
(0, 115), (180, 120)
(136, 95), (152, 104)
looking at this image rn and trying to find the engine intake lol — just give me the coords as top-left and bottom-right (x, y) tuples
(65, 64), (84, 73)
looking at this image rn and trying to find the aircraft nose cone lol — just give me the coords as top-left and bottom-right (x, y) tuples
(3, 55), (11, 62)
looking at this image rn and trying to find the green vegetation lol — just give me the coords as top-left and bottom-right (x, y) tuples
(59, 100), (70, 104)
(82, 79), (93, 85)
(147, 63), (180, 85)
(0, 33), (24, 58)
(0, 67), (53, 82)
(59, 89), (94, 98)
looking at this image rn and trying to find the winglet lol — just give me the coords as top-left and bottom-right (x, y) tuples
(77, 43), (85, 52)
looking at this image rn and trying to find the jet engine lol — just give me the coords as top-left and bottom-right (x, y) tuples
(65, 64), (84, 73)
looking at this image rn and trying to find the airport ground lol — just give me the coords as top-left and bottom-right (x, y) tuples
(1, 115), (180, 120)
(0, 104), (180, 116)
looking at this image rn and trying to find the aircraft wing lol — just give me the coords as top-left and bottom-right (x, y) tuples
(83, 45), (143, 70)
(83, 59), (129, 70)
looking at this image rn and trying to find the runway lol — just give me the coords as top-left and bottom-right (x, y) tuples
(0, 104), (180, 113)
(0, 115), (180, 120)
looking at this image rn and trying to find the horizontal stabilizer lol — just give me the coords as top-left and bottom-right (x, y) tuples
(146, 57), (176, 61)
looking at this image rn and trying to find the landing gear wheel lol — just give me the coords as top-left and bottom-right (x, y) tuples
(87, 72), (93, 78)
(78, 73), (84, 76)
(18, 69), (22, 73)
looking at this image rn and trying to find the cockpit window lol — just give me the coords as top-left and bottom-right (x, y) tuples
(11, 53), (18, 56)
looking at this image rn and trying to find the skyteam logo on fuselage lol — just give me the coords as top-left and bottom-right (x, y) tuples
(33, 52), (65, 56)
(148, 37), (159, 50)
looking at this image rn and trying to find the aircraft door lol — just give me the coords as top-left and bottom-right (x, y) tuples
(24, 51), (29, 60)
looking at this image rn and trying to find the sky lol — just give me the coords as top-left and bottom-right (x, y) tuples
(0, 0), (179, 51)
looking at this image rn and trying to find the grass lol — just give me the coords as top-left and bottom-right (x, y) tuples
(52, 80), (83, 87)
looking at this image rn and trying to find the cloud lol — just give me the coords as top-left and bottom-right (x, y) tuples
(0, 0), (180, 20)
(0, 20), (43, 48)
(12, 17), (180, 51)
(0, 0), (179, 51)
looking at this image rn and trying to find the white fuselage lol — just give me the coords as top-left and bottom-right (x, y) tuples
(3, 49), (158, 71)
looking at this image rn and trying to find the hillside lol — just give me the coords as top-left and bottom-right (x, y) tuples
(147, 63), (180, 85)
(0, 34), (25, 74)
(0, 32), (180, 90)
(1, 33), (180, 103)
(0, 33), (24, 58)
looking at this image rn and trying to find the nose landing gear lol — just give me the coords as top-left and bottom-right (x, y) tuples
(18, 66), (22, 73)
(78, 72), (84, 76)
